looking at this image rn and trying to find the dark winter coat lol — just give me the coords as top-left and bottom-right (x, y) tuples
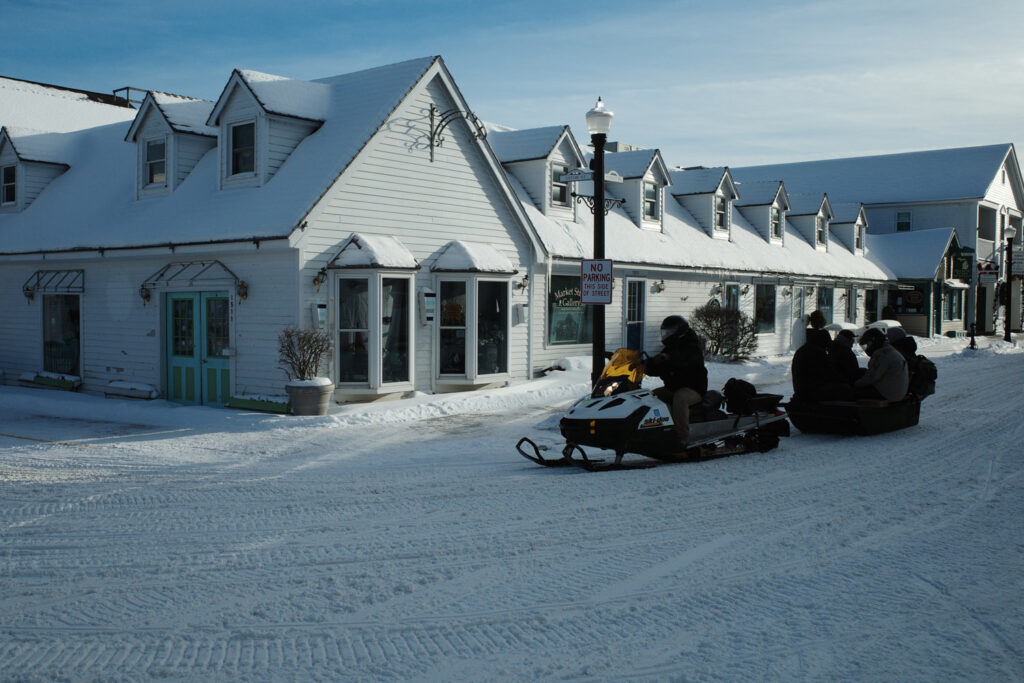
(792, 329), (851, 402)
(829, 333), (860, 384)
(646, 330), (708, 395)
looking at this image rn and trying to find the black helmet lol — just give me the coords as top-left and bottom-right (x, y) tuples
(661, 315), (690, 345)
(858, 327), (887, 356)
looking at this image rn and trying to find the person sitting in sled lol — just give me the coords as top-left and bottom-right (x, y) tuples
(791, 328), (854, 402)
(646, 315), (708, 446)
(830, 329), (861, 384)
(854, 328), (909, 401)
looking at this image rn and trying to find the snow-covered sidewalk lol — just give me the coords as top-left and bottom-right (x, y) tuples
(1, 337), (1022, 680)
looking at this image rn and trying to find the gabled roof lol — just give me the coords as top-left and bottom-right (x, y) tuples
(734, 180), (789, 209)
(0, 126), (69, 166)
(866, 227), (960, 280)
(486, 125), (582, 164)
(604, 148), (671, 183)
(732, 144), (1018, 205)
(0, 56), (441, 254)
(126, 91), (217, 141)
(0, 75), (136, 133)
(207, 69), (332, 126)
(830, 202), (867, 225)
(668, 166), (737, 198)
(788, 192), (832, 218)
(327, 233), (418, 269)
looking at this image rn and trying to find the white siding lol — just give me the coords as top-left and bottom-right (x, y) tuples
(678, 194), (713, 234)
(21, 161), (64, 208)
(266, 116), (318, 180)
(296, 74), (534, 392)
(176, 134), (216, 187)
(217, 86), (263, 190)
(504, 159), (546, 209)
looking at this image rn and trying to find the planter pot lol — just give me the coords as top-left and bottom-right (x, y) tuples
(285, 379), (334, 416)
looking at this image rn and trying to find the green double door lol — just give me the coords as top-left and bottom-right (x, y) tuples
(167, 292), (231, 406)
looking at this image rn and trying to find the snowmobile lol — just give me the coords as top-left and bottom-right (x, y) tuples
(783, 395), (921, 436)
(517, 349), (790, 471)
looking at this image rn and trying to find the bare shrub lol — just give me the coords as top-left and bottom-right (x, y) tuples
(278, 327), (332, 380)
(690, 303), (759, 361)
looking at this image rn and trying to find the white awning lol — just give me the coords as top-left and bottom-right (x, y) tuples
(944, 279), (970, 290)
(327, 233), (418, 270)
(431, 240), (516, 274)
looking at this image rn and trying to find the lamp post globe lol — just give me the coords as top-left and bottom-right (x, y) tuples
(586, 98), (612, 387)
(1006, 224), (1017, 342)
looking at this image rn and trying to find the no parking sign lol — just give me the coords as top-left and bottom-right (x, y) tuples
(581, 259), (613, 305)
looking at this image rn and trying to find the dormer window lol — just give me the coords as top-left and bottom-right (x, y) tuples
(855, 225), (864, 249)
(643, 181), (659, 220)
(770, 206), (782, 239)
(1, 165), (15, 205)
(896, 211), (912, 232)
(551, 163), (569, 206)
(816, 215), (827, 245)
(145, 139), (166, 186)
(714, 195), (728, 231)
(230, 122), (255, 175)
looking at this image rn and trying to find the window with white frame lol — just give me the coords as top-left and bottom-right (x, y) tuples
(643, 181), (659, 220)
(439, 281), (467, 375)
(715, 195), (728, 231)
(550, 163), (569, 206)
(855, 225), (864, 249)
(943, 287), (963, 320)
(817, 287), (834, 323)
(230, 121), (255, 176)
(477, 281), (509, 375)
(896, 211), (912, 232)
(770, 206), (782, 239)
(145, 138), (166, 186)
(1, 164), (15, 205)
(438, 278), (510, 377)
(755, 285), (776, 333)
(43, 294), (81, 377)
(625, 280), (645, 350)
(816, 215), (827, 245)
(336, 274), (412, 387)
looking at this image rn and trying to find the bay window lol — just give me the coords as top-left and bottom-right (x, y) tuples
(336, 274), (412, 387)
(438, 278), (509, 378)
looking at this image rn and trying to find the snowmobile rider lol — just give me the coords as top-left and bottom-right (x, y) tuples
(791, 328), (854, 402)
(854, 328), (909, 401)
(646, 315), (708, 446)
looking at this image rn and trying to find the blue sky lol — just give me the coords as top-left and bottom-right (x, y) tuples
(4, 0), (1023, 166)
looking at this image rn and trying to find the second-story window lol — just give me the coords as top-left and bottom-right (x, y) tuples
(643, 181), (659, 220)
(770, 206), (782, 239)
(230, 122), (255, 176)
(714, 194), (728, 231)
(896, 211), (912, 232)
(551, 164), (569, 206)
(855, 225), (864, 249)
(1, 165), (15, 204)
(816, 215), (827, 245)
(145, 139), (166, 186)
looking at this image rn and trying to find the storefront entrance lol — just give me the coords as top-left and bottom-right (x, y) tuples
(166, 291), (231, 406)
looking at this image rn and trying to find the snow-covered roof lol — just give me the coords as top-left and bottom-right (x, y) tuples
(830, 202), (865, 225)
(486, 125), (568, 163)
(0, 126), (69, 165)
(734, 180), (785, 207)
(431, 240), (516, 273)
(865, 227), (958, 280)
(506, 171), (893, 282)
(788, 193), (829, 217)
(151, 93), (217, 136)
(328, 233), (419, 269)
(732, 144), (1015, 204)
(0, 56), (438, 254)
(604, 149), (665, 181)
(669, 167), (727, 196)
(0, 76), (136, 133)
(207, 69), (333, 127)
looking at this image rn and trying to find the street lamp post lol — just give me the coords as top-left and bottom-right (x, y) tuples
(1005, 224), (1017, 342)
(585, 98), (614, 387)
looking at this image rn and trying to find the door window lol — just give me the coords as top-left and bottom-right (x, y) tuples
(43, 294), (81, 376)
(625, 280), (645, 349)
(338, 278), (369, 383)
(477, 281), (508, 375)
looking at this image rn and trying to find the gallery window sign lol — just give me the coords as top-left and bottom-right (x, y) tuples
(548, 275), (593, 345)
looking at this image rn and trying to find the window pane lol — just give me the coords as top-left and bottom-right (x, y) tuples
(205, 297), (230, 357)
(2, 166), (13, 183)
(171, 298), (195, 357)
(381, 278), (409, 383)
(478, 281), (507, 374)
(725, 284), (740, 310)
(548, 275), (592, 345)
(2, 165), (15, 203)
(231, 122), (255, 175)
(755, 285), (775, 333)
(338, 278), (369, 383)
(43, 295), (80, 376)
(816, 287), (834, 323)
(147, 140), (165, 161)
(626, 280), (645, 349)
(147, 160), (166, 185)
(440, 281), (466, 375)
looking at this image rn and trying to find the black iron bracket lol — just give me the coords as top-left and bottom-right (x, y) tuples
(572, 192), (625, 216)
(429, 104), (487, 162)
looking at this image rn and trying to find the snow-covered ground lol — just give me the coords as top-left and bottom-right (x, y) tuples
(1, 336), (1022, 681)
